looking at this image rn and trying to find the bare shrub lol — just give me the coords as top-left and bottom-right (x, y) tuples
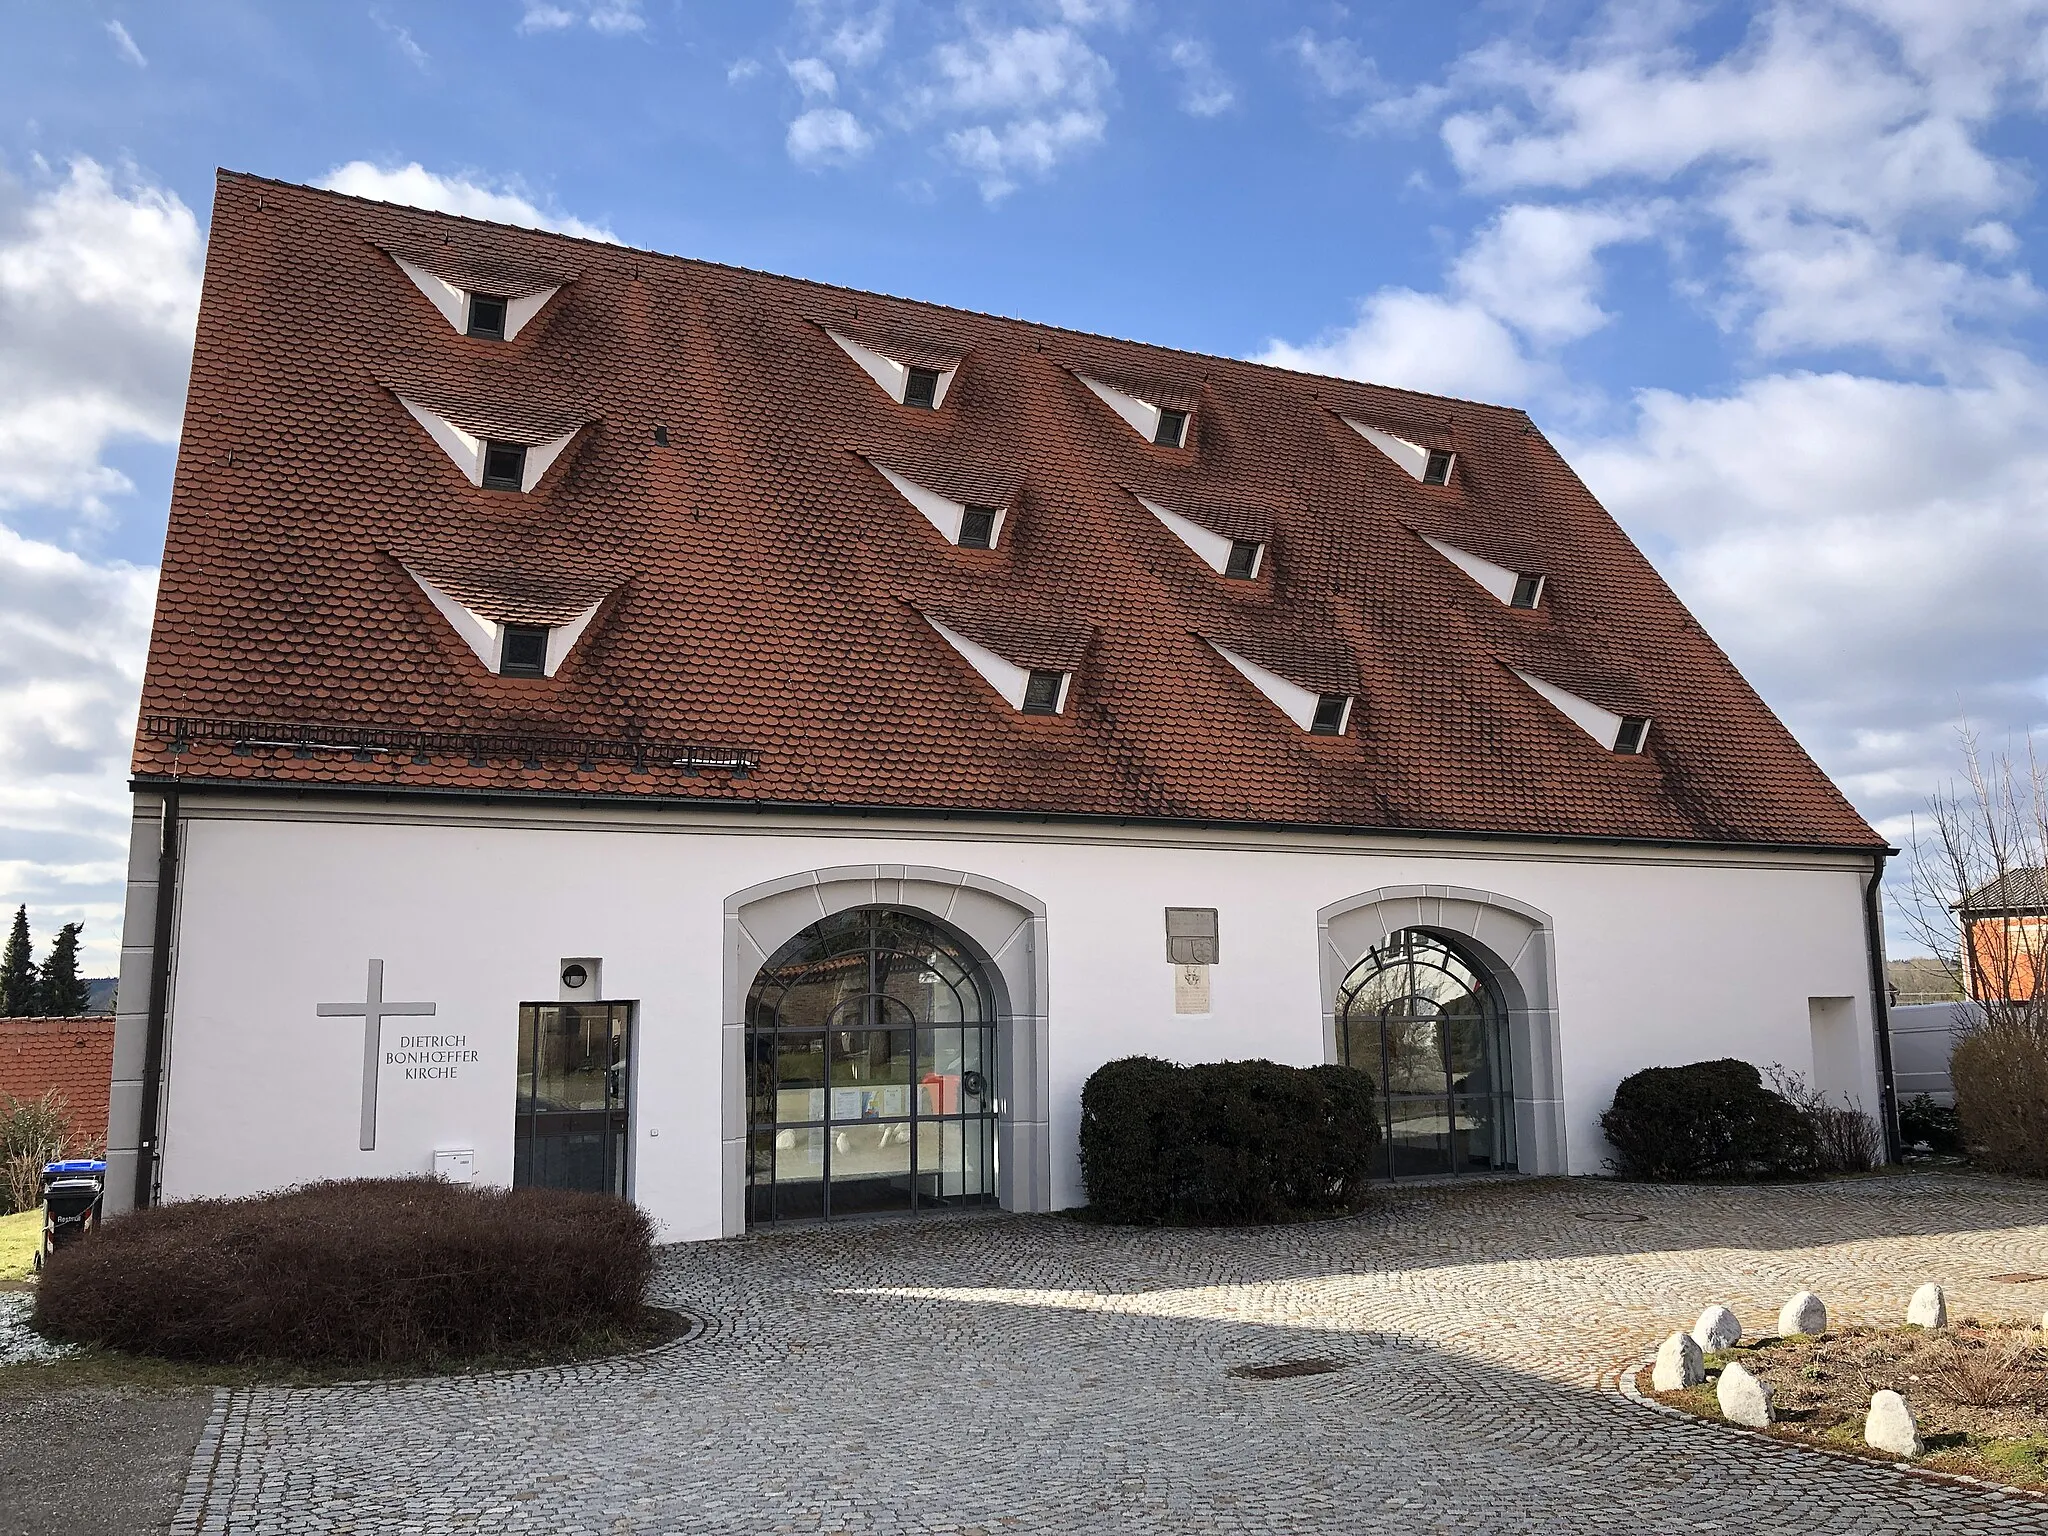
(1951, 1016), (2048, 1175)
(1768, 1066), (1880, 1174)
(0, 1091), (71, 1214)
(1925, 1334), (2047, 1410)
(34, 1177), (656, 1366)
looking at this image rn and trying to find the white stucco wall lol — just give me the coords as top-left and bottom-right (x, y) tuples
(134, 797), (1881, 1241)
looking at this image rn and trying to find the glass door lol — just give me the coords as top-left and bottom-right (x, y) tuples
(515, 1002), (632, 1196)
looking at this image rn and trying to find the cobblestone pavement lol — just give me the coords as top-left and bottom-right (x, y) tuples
(177, 1172), (2048, 1534)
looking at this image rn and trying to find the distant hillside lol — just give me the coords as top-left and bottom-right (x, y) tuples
(85, 977), (116, 1015)
(1888, 957), (1963, 1005)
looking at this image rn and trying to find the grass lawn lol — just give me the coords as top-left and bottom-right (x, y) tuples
(0, 1207), (40, 1282)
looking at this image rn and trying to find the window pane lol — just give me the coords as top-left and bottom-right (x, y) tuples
(467, 294), (507, 338)
(1225, 541), (1260, 579)
(1387, 1097), (1452, 1176)
(904, 367), (939, 408)
(1454, 1096), (1515, 1172)
(959, 507), (996, 549)
(482, 441), (526, 489)
(1154, 408), (1186, 446)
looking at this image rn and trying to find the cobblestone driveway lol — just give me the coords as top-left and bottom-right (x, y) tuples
(178, 1173), (2048, 1533)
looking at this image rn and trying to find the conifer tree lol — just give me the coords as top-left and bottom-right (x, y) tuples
(35, 923), (89, 1018)
(0, 906), (34, 1017)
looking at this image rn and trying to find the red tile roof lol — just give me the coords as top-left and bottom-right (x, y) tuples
(131, 172), (1881, 850)
(0, 1018), (113, 1152)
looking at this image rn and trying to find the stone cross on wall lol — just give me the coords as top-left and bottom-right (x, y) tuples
(317, 959), (437, 1151)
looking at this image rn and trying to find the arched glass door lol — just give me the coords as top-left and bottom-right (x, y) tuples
(1337, 930), (1516, 1178)
(745, 908), (998, 1224)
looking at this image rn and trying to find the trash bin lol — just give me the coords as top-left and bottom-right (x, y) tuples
(33, 1159), (105, 1271)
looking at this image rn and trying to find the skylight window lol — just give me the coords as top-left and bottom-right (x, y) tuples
(959, 506), (998, 550)
(1614, 716), (1651, 755)
(466, 294), (508, 340)
(1225, 540), (1263, 580)
(904, 367), (941, 409)
(481, 440), (528, 491)
(1154, 408), (1188, 448)
(1310, 694), (1352, 735)
(1510, 573), (1545, 609)
(1022, 671), (1066, 714)
(1423, 449), (1455, 486)
(500, 625), (548, 677)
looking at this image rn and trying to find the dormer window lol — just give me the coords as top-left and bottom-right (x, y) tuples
(904, 367), (941, 409)
(481, 440), (528, 491)
(500, 625), (548, 677)
(1423, 449), (1455, 486)
(825, 330), (959, 408)
(959, 506), (998, 550)
(466, 294), (508, 340)
(1225, 540), (1263, 580)
(1345, 420), (1457, 486)
(1310, 694), (1352, 735)
(1511, 573), (1545, 609)
(1022, 671), (1066, 714)
(1154, 408), (1188, 448)
(1614, 716), (1651, 754)
(1079, 376), (1194, 448)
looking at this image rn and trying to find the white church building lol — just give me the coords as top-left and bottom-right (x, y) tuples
(106, 173), (1895, 1238)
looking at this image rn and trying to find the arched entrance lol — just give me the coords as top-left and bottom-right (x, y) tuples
(745, 907), (1000, 1224)
(1337, 930), (1517, 1178)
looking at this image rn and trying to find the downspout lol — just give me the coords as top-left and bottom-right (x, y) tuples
(133, 787), (180, 1210)
(1864, 850), (1901, 1164)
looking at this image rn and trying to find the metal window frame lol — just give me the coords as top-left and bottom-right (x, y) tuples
(1614, 716), (1652, 755)
(1153, 407), (1188, 447)
(1224, 540), (1263, 580)
(1021, 670), (1067, 715)
(958, 505), (998, 549)
(1422, 449), (1455, 485)
(480, 439), (528, 491)
(466, 293), (508, 340)
(1310, 693), (1351, 735)
(1510, 573), (1545, 609)
(903, 367), (941, 409)
(499, 624), (550, 678)
(513, 999), (634, 1198)
(744, 907), (1000, 1225)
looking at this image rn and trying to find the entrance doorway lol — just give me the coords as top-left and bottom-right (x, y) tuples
(1337, 931), (1516, 1178)
(745, 907), (999, 1224)
(514, 1001), (632, 1196)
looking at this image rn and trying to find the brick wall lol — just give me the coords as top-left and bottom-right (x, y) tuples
(0, 1016), (114, 1151)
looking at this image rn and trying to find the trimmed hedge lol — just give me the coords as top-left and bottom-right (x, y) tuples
(34, 1177), (654, 1366)
(1599, 1059), (1817, 1181)
(1079, 1056), (1380, 1223)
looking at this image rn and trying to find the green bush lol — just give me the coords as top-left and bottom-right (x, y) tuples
(1898, 1092), (1963, 1156)
(1078, 1056), (1379, 1223)
(1951, 1017), (2048, 1176)
(1600, 1059), (1817, 1181)
(34, 1177), (655, 1366)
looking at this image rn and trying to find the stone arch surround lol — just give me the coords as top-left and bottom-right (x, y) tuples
(723, 865), (1050, 1235)
(1317, 884), (1567, 1176)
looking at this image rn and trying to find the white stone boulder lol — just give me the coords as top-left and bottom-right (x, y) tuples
(1865, 1390), (1923, 1457)
(1691, 1304), (1742, 1353)
(1715, 1360), (1774, 1427)
(1778, 1291), (1827, 1337)
(1653, 1331), (1705, 1391)
(1907, 1283), (1947, 1329)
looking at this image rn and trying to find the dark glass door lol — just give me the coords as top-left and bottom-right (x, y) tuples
(515, 1002), (631, 1196)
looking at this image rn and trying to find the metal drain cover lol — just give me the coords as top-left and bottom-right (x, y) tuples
(1575, 1211), (1649, 1223)
(1232, 1358), (1344, 1380)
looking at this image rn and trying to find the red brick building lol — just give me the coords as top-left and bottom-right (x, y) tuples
(0, 1016), (115, 1152)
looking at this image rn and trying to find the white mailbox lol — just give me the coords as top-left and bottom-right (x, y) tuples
(433, 1146), (475, 1182)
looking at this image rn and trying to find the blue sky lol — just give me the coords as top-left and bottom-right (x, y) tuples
(4, 0), (2048, 970)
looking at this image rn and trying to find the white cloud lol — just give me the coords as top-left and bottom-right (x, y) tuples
(786, 56), (838, 100)
(799, 0), (891, 68)
(375, 14), (430, 71)
(0, 158), (202, 516)
(1452, 203), (1660, 345)
(0, 159), (201, 974)
(105, 20), (146, 68)
(518, 0), (643, 36)
(317, 161), (617, 242)
(1163, 37), (1233, 118)
(1260, 290), (1546, 405)
(787, 107), (874, 169)
(921, 22), (1113, 199)
(727, 57), (762, 84)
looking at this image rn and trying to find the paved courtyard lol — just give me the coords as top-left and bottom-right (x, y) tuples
(175, 1172), (2048, 1534)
